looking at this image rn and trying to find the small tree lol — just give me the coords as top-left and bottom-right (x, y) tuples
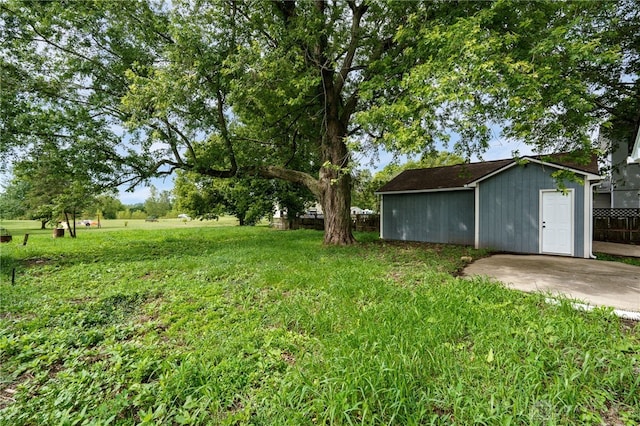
(11, 142), (100, 236)
(173, 171), (224, 221)
(85, 195), (124, 220)
(144, 186), (173, 218)
(53, 182), (95, 237)
(174, 172), (269, 225)
(0, 178), (28, 220)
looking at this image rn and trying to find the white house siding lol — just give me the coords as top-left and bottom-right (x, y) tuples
(381, 190), (475, 244)
(478, 163), (586, 257)
(611, 138), (640, 208)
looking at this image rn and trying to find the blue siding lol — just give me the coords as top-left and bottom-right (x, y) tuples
(478, 163), (585, 256)
(382, 191), (475, 244)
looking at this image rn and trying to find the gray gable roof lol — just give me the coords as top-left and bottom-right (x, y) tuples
(377, 153), (600, 193)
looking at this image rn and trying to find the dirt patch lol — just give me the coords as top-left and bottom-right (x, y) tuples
(0, 387), (18, 410)
(139, 272), (161, 280)
(21, 257), (53, 268)
(228, 397), (244, 413)
(281, 351), (296, 365)
(601, 403), (626, 426)
(386, 271), (404, 283)
(0, 372), (34, 410)
(620, 317), (639, 332)
(69, 297), (93, 305)
(0, 312), (35, 321)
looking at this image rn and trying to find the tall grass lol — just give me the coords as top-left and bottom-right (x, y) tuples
(1, 226), (638, 425)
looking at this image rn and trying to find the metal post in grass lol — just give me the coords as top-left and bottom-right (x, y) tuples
(11, 268), (15, 285)
(23, 234), (29, 246)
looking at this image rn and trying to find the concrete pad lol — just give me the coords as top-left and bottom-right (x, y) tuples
(593, 241), (640, 258)
(463, 254), (640, 313)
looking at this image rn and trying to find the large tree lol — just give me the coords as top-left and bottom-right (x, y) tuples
(1, 1), (636, 244)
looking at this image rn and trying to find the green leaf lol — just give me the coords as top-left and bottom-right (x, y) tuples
(486, 348), (495, 363)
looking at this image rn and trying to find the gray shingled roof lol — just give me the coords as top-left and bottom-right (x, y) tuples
(377, 153), (599, 193)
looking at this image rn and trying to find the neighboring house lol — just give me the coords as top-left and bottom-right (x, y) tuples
(376, 153), (601, 258)
(595, 127), (640, 208)
(273, 202), (323, 219)
(629, 127), (640, 164)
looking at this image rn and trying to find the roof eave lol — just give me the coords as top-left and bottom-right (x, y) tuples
(467, 157), (601, 185)
(375, 187), (473, 195)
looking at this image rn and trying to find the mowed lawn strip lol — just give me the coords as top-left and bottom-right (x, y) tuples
(0, 225), (639, 425)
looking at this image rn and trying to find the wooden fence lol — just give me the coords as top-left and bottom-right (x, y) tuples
(352, 214), (380, 232)
(593, 208), (640, 244)
(272, 214), (380, 233)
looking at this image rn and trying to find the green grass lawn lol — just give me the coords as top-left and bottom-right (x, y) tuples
(1, 225), (639, 425)
(0, 216), (241, 237)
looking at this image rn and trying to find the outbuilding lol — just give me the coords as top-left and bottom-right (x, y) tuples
(376, 153), (601, 258)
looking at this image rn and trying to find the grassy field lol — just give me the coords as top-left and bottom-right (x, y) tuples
(0, 223), (639, 425)
(0, 217), (241, 237)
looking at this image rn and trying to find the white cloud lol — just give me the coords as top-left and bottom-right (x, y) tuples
(119, 187), (151, 205)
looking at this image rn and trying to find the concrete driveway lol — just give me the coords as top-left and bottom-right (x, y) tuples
(463, 254), (640, 314)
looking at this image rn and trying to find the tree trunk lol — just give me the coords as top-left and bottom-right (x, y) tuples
(63, 211), (76, 238)
(320, 172), (354, 245)
(72, 209), (77, 238)
(251, 1), (357, 245)
(40, 220), (47, 230)
(63, 211), (72, 238)
(319, 106), (356, 245)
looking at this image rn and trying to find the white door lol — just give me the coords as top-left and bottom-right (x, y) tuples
(540, 190), (574, 255)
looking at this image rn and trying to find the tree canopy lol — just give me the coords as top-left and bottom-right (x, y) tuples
(4, 141), (101, 234)
(1, 0), (637, 243)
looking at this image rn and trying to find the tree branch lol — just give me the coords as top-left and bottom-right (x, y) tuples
(336, 1), (368, 93)
(273, 0), (296, 24)
(162, 117), (185, 166)
(165, 121), (198, 162)
(254, 165), (321, 199)
(284, 130), (298, 167)
(235, 3), (278, 47)
(216, 89), (238, 175)
(26, 21), (127, 87)
(340, 90), (359, 124)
